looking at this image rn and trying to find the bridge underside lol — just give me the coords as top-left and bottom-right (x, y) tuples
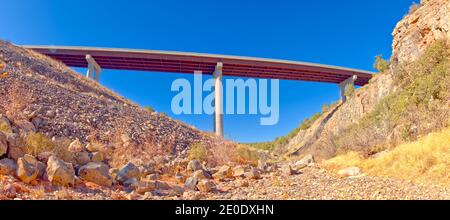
(25, 46), (373, 137)
(26, 46), (372, 86)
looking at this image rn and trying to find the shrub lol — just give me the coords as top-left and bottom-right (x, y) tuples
(25, 132), (55, 156)
(235, 145), (260, 165)
(0, 121), (12, 133)
(373, 55), (390, 72)
(188, 143), (208, 161)
(144, 106), (154, 112)
(322, 104), (330, 113)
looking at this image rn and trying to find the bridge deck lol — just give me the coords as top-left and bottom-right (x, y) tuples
(24, 46), (373, 86)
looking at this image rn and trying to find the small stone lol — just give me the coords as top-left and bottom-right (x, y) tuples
(338, 167), (361, 177)
(192, 169), (212, 180)
(294, 154), (314, 170)
(232, 165), (247, 178)
(213, 165), (233, 180)
(175, 171), (185, 183)
(197, 179), (216, 193)
(281, 164), (295, 176)
(184, 177), (198, 191)
(183, 191), (202, 200)
(187, 159), (203, 172)
(155, 180), (171, 190)
(244, 168), (261, 180)
(146, 173), (159, 180)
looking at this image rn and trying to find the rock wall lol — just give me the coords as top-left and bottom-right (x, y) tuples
(391, 0), (450, 65)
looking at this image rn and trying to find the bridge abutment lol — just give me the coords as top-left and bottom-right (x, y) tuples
(338, 75), (358, 102)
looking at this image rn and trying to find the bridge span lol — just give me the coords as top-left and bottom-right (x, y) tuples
(24, 45), (374, 137)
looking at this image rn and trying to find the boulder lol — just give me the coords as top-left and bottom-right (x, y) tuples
(46, 155), (75, 186)
(78, 162), (113, 187)
(197, 179), (216, 193)
(232, 165), (248, 178)
(134, 181), (156, 194)
(36, 161), (47, 179)
(0, 158), (16, 175)
(16, 155), (39, 184)
(146, 173), (159, 180)
(74, 151), (91, 166)
(0, 132), (7, 157)
(91, 151), (104, 162)
(0, 115), (11, 132)
(6, 133), (26, 161)
(155, 180), (171, 190)
(116, 162), (140, 184)
(294, 154), (314, 170)
(192, 169), (212, 180)
(337, 167), (361, 177)
(244, 168), (261, 180)
(184, 177), (198, 191)
(212, 165), (233, 180)
(68, 139), (84, 153)
(187, 159), (203, 172)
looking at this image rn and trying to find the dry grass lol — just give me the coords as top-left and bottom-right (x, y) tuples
(324, 127), (450, 186)
(188, 143), (208, 162)
(25, 132), (55, 156)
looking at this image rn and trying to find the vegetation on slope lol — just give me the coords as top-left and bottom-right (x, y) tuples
(334, 41), (450, 155)
(324, 127), (450, 186)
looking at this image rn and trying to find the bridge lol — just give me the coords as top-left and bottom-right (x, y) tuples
(24, 45), (373, 137)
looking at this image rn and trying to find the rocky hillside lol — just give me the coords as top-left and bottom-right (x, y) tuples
(0, 40), (221, 167)
(283, 0), (450, 160)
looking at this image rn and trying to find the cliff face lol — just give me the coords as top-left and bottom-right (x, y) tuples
(391, 0), (450, 65)
(284, 0), (450, 160)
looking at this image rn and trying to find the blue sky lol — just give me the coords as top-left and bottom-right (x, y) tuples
(0, 0), (415, 142)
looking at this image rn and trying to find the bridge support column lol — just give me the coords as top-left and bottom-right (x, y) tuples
(85, 54), (102, 82)
(213, 62), (224, 137)
(338, 75), (358, 102)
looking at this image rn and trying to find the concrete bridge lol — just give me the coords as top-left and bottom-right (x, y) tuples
(24, 45), (373, 137)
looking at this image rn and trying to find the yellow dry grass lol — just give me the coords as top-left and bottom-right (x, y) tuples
(324, 127), (450, 185)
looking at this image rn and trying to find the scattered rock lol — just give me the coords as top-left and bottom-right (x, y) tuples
(187, 159), (203, 172)
(0, 158), (16, 175)
(184, 177), (198, 191)
(146, 173), (159, 180)
(78, 162), (113, 187)
(175, 171), (185, 183)
(91, 151), (104, 162)
(236, 179), (250, 187)
(213, 165), (233, 180)
(68, 139), (84, 153)
(116, 162), (140, 184)
(281, 164), (295, 176)
(16, 155), (39, 184)
(0, 132), (7, 157)
(134, 181), (156, 194)
(338, 167), (361, 177)
(197, 179), (216, 193)
(192, 169), (212, 180)
(36, 161), (47, 179)
(155, 180), (171, 190)
(74, 152), (91, 166)
(6, 133), (25, 161)
(294, 154), (315, 170)
(232, 165), (247, 178)
(123, 177), (139, 187)
(46, 155), (75, 186)
(244, 168), (261, 180)
(183, 191), (202, 200)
